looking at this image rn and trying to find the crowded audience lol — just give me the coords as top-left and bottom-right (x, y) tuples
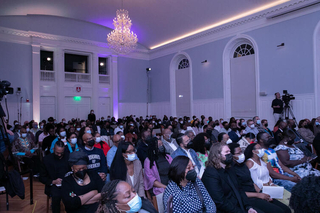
(2, 111), (320, 213)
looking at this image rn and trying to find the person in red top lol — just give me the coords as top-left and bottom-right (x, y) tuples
(125, 123), (138, 145)
(93, 132), (110, 156)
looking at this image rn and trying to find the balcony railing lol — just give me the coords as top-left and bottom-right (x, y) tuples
(40, 70), (55, 81)
(99, 75), (110, 84)
(65, 72), (91, 83)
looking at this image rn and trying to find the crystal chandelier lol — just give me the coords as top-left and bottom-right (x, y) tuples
(107, 9), (138, 54)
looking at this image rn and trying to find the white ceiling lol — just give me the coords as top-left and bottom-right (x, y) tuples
(0, 0), (289, 49)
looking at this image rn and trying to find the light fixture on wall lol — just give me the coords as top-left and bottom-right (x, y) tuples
(201, 60), (208, 63)
(107, 1), (138, 55)
(146, 68), (151, 71)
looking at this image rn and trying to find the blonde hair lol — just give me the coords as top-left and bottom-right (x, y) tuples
(206, 142), (228, 169)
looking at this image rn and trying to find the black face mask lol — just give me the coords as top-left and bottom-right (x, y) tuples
(54, 153), (62, 160)
(264, 123), (268, 127)
(186, 169), (197, 182)
(204, 141), (212, 150)
(292, 124), (296, 129)
(287, 139), (295, 145)
(222, 153), (233, 165)
(158, 145), (165, 154)
(206, 130), (212, 135)
(266, 138), (276, 147)
(87, 139), (95, 147)
(304, 125), (309, 129)
(75, 169), (87, 180)
(186, 140), (194, 149)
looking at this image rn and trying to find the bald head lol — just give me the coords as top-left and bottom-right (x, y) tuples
(82, 133), (93, 143)
(163, 128), (172, 141)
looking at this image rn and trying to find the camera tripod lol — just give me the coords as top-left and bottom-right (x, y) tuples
(281, 103), (298, 126)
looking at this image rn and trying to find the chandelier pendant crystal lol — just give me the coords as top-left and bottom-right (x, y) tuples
(107, 9), (138, 54)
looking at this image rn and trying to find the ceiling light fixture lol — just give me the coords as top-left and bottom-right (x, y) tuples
(150, 0), (290, 49)
(107, 5), (138, 55)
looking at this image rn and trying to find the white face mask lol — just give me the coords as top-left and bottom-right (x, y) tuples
(126, 153), (137, 161)
(21, 133), (27, 138)
(126, 193), (142, 213)
(256, 149), (265, 158)
(76, 128), (81, 131)
(70, 138), (77, 145)
(121, 135), (125, 139)
(226, 138), (233, 144)
(86, 130), (91, 134)
(250, 124), (255, 129)
(95, 137), (101, 143)
(60, 131), (66, 137)
(40, 125), (44, 129)
(236, 153), (245, 164)
(26, 128), (30, 132)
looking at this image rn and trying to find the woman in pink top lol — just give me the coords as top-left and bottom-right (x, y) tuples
(144, 137), (172, 213)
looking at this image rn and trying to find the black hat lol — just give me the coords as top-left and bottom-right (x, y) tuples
(68, 150), (89, 166)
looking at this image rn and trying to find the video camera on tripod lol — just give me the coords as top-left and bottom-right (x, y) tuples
(282, 90), (295, 106)
(0, 80), (14, 101)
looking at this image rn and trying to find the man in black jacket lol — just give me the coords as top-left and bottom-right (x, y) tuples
(40, 140), (70, 213)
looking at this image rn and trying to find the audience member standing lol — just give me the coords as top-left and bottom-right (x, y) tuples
(88, 110), (96, 124)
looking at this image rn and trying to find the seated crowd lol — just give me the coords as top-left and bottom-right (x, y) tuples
(2, 112), (320, 213)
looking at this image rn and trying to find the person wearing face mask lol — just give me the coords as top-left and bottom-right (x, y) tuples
(64, 132), (80, 153)
(238, 133), (256, 153)
(260, 119), (274, 137)
(256, 132), (300, 192)
(171, 134), (204, 178)
(96, 180), (157, 213)
(30, 122), (39, 135)
(219, 121), (231, 134)
(274, 129), (320, 179)
(143, 137), (172, 213)
(244, 143), (275, 191)
(49, 127), (68, 153)
(81, 133), (107, 182)
(61, 150), (104, 213)
(125, 125), (138, 145)
(114, 122), (125, 135)
(228, 143), (291, 213)
(88, 110), (96, 124)
(163, 156), (216, 213)
(93, 132), (110, 156)
(228, 122), (241, 143)
(244, 120), (259, 136)
(100, 121), (115, 137)
(202, 142), (257, 213)
(40, 140), (70, 213)
(192, 133), (211, 167)
(297, 119), (315, 144)
(110, 141), (146, 199)
(12, 127), (40, 175)
(218, 133), (233, 144)
(136, 129), (152, 167)
(161, 128), (179, 155)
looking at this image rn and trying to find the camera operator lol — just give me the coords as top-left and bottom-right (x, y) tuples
(271, 92), (283, 122)
(0, 118), (14, 153)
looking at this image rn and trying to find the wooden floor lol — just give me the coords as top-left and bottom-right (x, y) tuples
(0, 174), (65, 213)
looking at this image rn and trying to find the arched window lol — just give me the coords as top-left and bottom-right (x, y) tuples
(178, 59), (189, 69)
(233, 44), (254, 58)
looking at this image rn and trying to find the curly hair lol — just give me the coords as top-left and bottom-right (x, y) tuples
(289, 175), (320, 213)
(206, 142), (227, 169)
(96, 179), (123, 213)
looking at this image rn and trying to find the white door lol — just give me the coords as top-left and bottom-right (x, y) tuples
(98, 97), (111, 119)
(230, 54), (256, 118)
(175, 68), (191, 117)
(40, 96), (56, 121)
(64, 97), (91, 120)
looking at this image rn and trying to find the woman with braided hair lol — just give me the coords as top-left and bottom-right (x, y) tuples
(96, 180), (158, 213)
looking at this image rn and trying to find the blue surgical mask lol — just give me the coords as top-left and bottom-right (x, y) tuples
(86, 130), (91, 134)
(60, 131), (66, 137)
(256, 120), (261, 125)
(316, 121), (320, 126)
(126, 153), (137, 161)
(126, 194), (142, 213)
(242, 122), (246, 126)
